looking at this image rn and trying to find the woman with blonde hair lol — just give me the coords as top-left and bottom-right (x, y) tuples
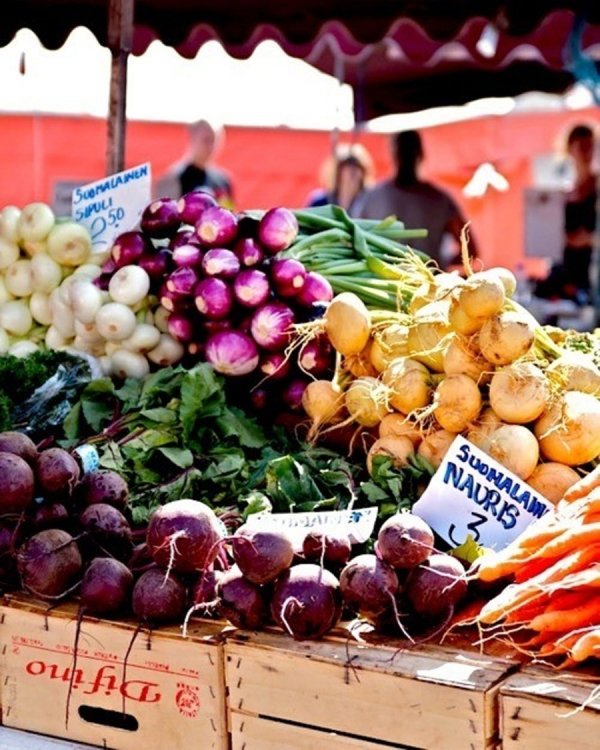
(307, 143), (374, 214)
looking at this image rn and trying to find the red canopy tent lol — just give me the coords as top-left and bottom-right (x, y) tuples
(3, 1), (600, 172)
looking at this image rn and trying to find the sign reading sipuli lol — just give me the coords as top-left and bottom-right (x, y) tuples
(412, 436), (553, 551)
(72, 163), (151, 257)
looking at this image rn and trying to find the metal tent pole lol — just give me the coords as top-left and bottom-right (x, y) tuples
(106, 0), (134, 175)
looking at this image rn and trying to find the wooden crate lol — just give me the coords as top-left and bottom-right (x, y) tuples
(500, 666), (600, 750)
(225, 629), (518, 750)
(0, 594), (228, 750)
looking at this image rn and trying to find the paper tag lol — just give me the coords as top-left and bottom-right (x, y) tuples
(412, 436), (553, 551)
(245, 507), (378, 546)
(72, 163), (151, 256)
(72, 444), (100, 474)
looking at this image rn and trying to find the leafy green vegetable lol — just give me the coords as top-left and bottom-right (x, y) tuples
(450, 534), (487, 565)
(360, 454), (435, 520)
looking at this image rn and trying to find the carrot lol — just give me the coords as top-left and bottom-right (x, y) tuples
(539, 631), (582, 656)
(570, 628), (600, 662)
(527, 523), (600, 561)
(478, 549), (600, 624)
(504, 597), (548, 625)
(544, 589), (592, 613)
(564, 465), (600, 503)
(513, 555), (562, 584)
(530, 597), (600, 633)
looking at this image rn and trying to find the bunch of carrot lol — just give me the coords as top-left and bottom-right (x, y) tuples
(473, 464), (600, 668)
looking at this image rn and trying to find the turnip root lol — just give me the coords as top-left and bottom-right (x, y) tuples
(433, 374), (482, 433)
(232, 526), (294, 584)
(534, 391), (600, 466)
(546, 353), (600, 396)
(370, 324), (410, 372)
(108, 266), (151, 306)
(382, 357), (431, 414)
(457, 272), (505, 319)
(0, 451), (35, 513)
(29, 292), (53, 326)
(10, 341), (39, 358)
(0, 277), (14, 305)
(146, 498), (224, 573)
(340, 553), (399, 619)
(80, 557), (133, 616)
(35, 448), (80, 498)
(0, 431), (38, 465)
(0, 238), (20, 270)
(466, 407), (502, 451)
(147, 334), (184, 366)
(17, 529), (82, 599)
(417, 429), (456, 468)
(217, 566), (268, 629)
(407, 311), (452, 372)
(17, 202), (55, 243)
(526, 462), (580, 504)
(487, 425), (539, 479)
(95, 303), (137, 341)
(132, 567), (186, 623)
(489, 362), (548, 424)
(0, 206), (21, 243)
(376, 513), (434, 569)
(0, 300), (32, 336)
(344, 376), (390, 427)
(378, 413), (422, 446)
(367, 436), (415, 476)
(69, 280), (103, 324)
(47, 221), (92, 266)
(5, 259), (34, 297)
(271, 563), (342, 640)
(479, 311), (535, 365)
(31, 253), (62, 293)
(120, 323), (161, 353)
(406, 554), (467, 617)
(324, 292), (370, 356)
(111, 349), (150, 379)
(45, 325), (69, 350)
(484, 267), (517, 297)
(302, 380), (344, 434)
(448, 298), (486, 336)
(443, 334), (489, 382)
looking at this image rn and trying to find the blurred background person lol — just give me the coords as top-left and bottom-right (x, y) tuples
(354, 129), (477, 268)
(155, 119), (235, 207)
(307, 143), (374, 214)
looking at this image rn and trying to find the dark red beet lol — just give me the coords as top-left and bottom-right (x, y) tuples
(217, 566), (268, 629)
(17, 529), (82, 599)
(270, 563), (342, 640)
(30, 502), (69, 531)
(132, 567), (186, 624)
(339, 554), (399, 619)
(302, 531), (352, 567)
(232, 525), (294, 585)
(193, 569), (222, 605)
(0, 432), (39, 465)
(80, 557), (133, 616)
(146, 499), (223, 574)
(76, 470), (129, 512)
(35, 448), (80, 499)
(406, 554), (468, 617)
(79, 503), (132, 561)
(376, 513), (434, 569)
(129, 542), (152, 570)
(0, 451), (35, 513)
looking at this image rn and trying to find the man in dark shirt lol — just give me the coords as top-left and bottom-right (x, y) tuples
(156, 119), (235, 208)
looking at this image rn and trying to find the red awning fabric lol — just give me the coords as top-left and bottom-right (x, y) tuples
(2, 2), (599, 118)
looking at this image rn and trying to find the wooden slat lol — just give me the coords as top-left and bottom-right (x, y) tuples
(225, 632), (516, 750)
(0, 726), (100, 749)
(229, 712), (413, 750)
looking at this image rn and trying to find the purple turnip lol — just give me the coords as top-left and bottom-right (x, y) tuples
(17, 529), (82, 599)
(202, 248), (240, 279)
(0, 451), (35, 514)
(76, 470), (129, 512)
(217, 566), (268, 629)
(146, 498), (223, 574)
(298, 336), (334, 377)
(376, 513), (434, 569)
(232, 269), (270, 308)
(35, 448), (80, 499)
(231, 525), (294, 585)
(250, 302), (295, 351)
(132, 567), (187, 624)
(139, 249), (171, 280)
(205, 330), (259, 376)
(0, 431), (39, 466)
(141, 198), (181, 238)
(111, 231), (152, 268)
(172, 243), (203, 269)
(177, 190), (216, 225)
(196, 206), (238, 247)
(167, 312), (196, 343)
(166, 266), (199, 296)
(281, 377), (309, 411)
(271, 258), (306, 297)
(80, 557), (133, 616)
(296, 272), (334, 307)
(259, 351), (291, 381)
(271, 563), (341, 640)
(233, 237), (264, 267)
(340, 553), (399, 619)
(258, 207), (298, 253)
(194, 277), (233, 319)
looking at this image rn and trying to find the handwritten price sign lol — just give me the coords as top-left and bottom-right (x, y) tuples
(72, 163), (151, 257)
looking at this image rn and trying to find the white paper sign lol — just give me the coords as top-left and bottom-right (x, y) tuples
(412, 436), (553, 551)
(72, 163), (151, 256)
(245, 507), (378, 546)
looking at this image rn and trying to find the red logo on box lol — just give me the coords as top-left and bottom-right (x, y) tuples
(175, 683), (200, 718)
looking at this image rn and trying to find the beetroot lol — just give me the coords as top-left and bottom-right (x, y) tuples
(30, 502), (69, 531)
(79, 503), (132, 561)
(0, 431), (39, 466)
(80, 557), (133, 616)
(17, 529), (82, 599)
(0, 451), (35, 514)
(232, 525), (294, 584)
(132, 567), (186, 624)
(406, 554), (468, 617)
(217, 566), (268, 629)
(193, 569), (222, 607)
(302, 531), (351, 567)
(146, 498), (223, 574)
(339, 554), (399, 618)
(376, 513), (434, 569)
(35, 448), (80, 499)
(76, 470), (129, 511)
(271, 563), (342, 640)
